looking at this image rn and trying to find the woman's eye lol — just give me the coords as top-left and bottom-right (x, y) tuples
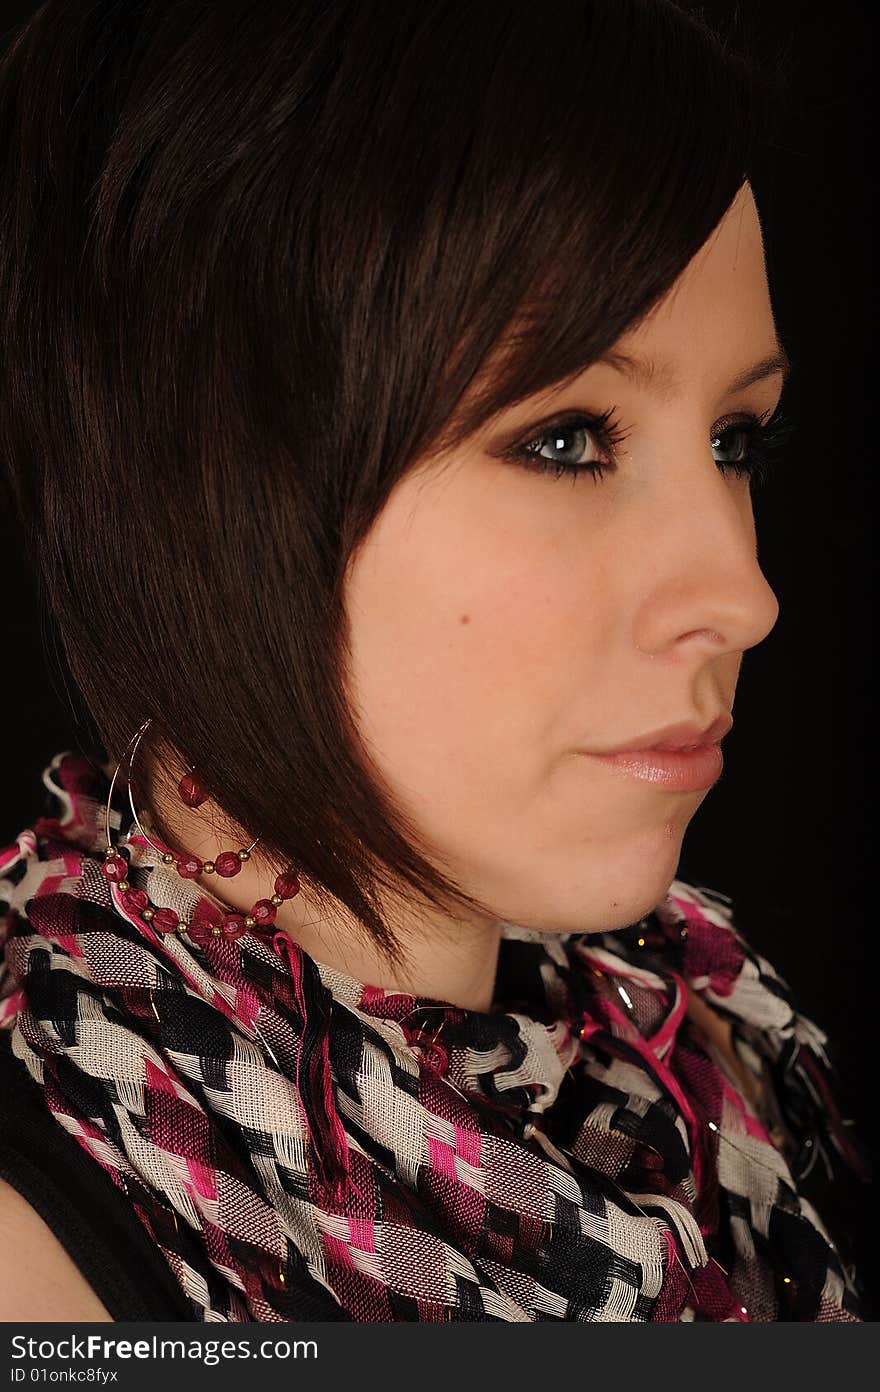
(503, 408), (628, 483)
(526, 422), (604, 472)
(711, 422), (751, 466)
(503, 404), (793, 491)
(709, 409), (794, 487)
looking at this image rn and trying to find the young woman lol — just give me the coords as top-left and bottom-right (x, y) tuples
(0, 0), (870, 1322)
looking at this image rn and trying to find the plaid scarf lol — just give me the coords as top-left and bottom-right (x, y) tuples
(0, 749), (870, 1322)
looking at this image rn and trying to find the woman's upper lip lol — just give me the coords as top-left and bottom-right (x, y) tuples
(586, 715), (734, 755)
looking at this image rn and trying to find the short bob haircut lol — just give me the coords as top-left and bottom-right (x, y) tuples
(0, 1), (787, 967)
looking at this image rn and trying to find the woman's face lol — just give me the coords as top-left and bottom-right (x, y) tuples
(343, 182), (783, 940)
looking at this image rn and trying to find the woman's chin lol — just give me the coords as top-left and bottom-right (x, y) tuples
(493, 849), (683, 938)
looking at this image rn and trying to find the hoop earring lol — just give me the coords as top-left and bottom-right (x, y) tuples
(124, 719), (261, 874)
(177, 766), (209, 808)
(100, 718), (301, 944)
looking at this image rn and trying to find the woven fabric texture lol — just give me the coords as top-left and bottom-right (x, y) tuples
(0, 749), (870, 1322)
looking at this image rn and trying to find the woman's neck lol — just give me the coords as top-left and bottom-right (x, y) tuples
(137, 758), (502, 1010)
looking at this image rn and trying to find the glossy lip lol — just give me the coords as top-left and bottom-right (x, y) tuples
(582, 743), (725, 791)
(575, 713), (732, 792)
(587, 714), (734, 755)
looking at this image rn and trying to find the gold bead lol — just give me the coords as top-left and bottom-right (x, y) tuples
(271, 894), (283, 906)
(211, 925), (221, 936)
(142, 907), (155, 920)
(238, 849), (250, 861)
(203, 861), (215, 874)
(244, 916), (255, 927)
(104, 847), (116, 860)
(118, 880), (130, 893)
(162, 852), (175, 865)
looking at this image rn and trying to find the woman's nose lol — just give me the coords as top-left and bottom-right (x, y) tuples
(632, 463), (781, 661)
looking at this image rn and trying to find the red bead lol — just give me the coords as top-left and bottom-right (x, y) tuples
(178, 772), (208, 808)
(122, 887), (150, 915)
(274, 872), (300, 901)
(420, 1042), (450, 1076)
(152, 906), (180, 934)
(214, 851), (243, 878)
(101, 854), (129, 883)
(220, 914), (247, 940)
(251, 899), (277, 926)
(176, 854), (203, 879)
(188, 904), (223, 945)
(188, 918), (216, 946)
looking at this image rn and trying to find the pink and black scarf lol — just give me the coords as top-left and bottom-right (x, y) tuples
(0, 749), (871, 1321)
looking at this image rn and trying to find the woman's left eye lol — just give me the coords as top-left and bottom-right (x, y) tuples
(708, 407), (794, 489)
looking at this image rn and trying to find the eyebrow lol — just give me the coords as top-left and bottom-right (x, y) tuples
(597, 344), (792, 400)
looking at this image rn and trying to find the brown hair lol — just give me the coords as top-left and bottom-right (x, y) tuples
(0, 0), (788, 965)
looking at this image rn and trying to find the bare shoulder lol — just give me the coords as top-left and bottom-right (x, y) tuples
(0, 1175), (113, 1321)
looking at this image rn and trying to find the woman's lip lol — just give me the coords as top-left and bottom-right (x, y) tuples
(579, 742), (724, 791)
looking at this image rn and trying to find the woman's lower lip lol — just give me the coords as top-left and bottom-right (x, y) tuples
(581, 742), (724, 791)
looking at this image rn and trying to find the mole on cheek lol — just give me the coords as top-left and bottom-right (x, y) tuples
(459, 614), (471, 625)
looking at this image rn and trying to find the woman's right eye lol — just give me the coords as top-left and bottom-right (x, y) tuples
(502, 408), (630, 483)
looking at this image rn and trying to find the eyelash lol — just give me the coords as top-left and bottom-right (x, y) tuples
(503, 405), (795, 491)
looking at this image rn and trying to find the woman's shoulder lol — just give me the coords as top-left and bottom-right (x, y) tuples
(0, 1175), (114, 1322)
(0, 1030), (119, 1321)
(0, 1031), (195, 1322)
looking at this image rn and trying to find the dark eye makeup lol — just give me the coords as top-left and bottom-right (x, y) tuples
(500, 404), (795, 491)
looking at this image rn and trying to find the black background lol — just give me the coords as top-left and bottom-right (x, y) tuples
(1, 1), (876, 1314)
